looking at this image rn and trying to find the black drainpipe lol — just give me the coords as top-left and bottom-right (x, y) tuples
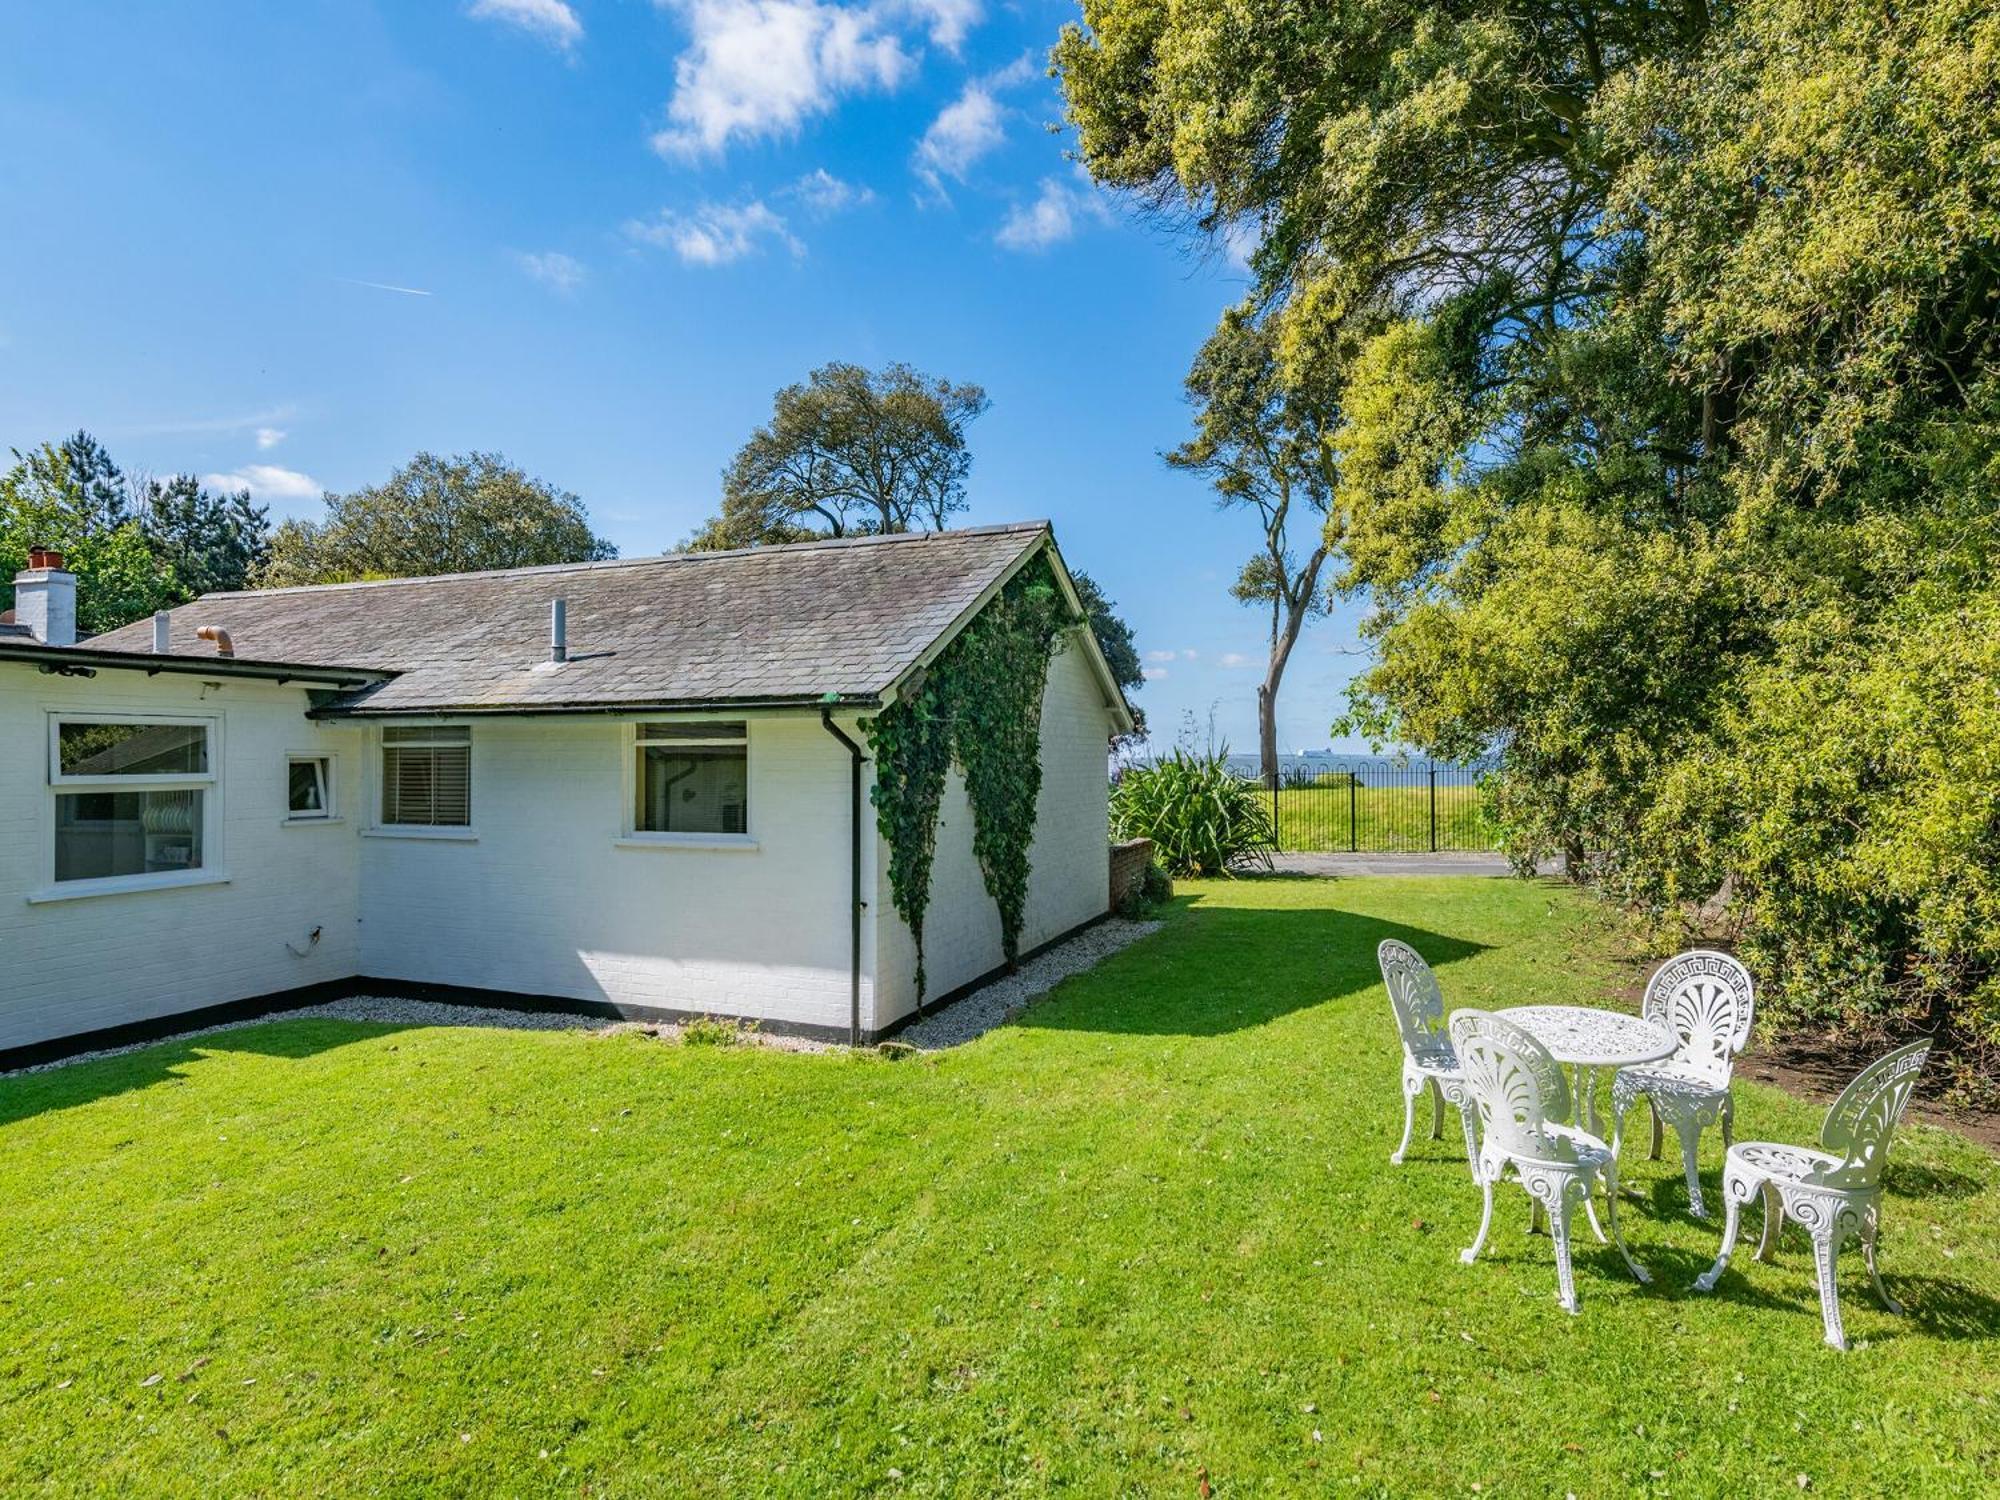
(819, 705), (867, 1047)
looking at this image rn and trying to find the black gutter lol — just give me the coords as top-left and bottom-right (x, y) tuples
(0, 642), (390, 688)
(310, 692), (882, 720)
(818, 705), (869, 1048)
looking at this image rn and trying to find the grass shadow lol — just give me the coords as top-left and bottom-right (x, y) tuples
(0, 1017), (413, 1131)
(1015, 890), (1490, 1038)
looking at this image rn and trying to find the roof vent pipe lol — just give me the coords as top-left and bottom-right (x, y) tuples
(195, 625), (234, 657)
(550, 597), (568, 664)
(152, 611), (170, 654)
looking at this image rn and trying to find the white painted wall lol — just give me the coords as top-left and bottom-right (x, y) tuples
(0, 663), (362, 1051)
(869, 631), (1114, 1031)
(2, 634), (1114, 1052)
(355, 712), (872, 1033)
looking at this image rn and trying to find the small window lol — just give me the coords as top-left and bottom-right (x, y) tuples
(287, 756), (333, 820)
(635, 721), (747, 835)
(382, 726), (471, 827)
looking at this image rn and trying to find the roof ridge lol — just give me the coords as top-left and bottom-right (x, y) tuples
(191, 521), (1051, 600)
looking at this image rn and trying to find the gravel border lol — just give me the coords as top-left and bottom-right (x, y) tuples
(3, 919), (1163, 1076)
(897, 917), (1163, 1051)
(1, 997), (615, 1077)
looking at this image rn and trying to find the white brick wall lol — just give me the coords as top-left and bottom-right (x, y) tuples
(357, 713), (869, 1032)
(0, 664), (362, 1050)
(2, 638), (1113, 1051)
(868, 631), (1114, 1030)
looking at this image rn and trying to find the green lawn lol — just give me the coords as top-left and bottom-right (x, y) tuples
(1270, 783), (1496, 853)
(3, 877), (1996, 1495)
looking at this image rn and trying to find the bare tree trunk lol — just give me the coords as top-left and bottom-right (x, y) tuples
(1258, 682), (1279, 789)
(1258, 547), (1328, 788)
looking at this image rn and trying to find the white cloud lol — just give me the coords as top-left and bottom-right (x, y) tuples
(650, 0), (913, 158)
(626, 201), (803, 266)
(469, 0), (583, 50)
(913, 81), (1005, 191)
(203, 465), (322, 502)
(789, 167), (873, 215)
(254, 427), (286, 450)
(995, 175), (1110, 252)
(1145, 649), (1178, 664)
(1143, 666), (1169, 682)
(902, 0), (979, 49)
(124, 405), (297, 440)
(1218, 651), (1250, 668)
(517, 250), (587, 293)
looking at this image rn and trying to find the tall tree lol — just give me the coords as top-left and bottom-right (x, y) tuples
(1166, 304), (1338, 785)
(1058, 0), (2000, 1043)
(136, 474), (271, 596)
(259, 451), (616, 586)
(0, 442), (176, 634)
(689, 362), (989, 550)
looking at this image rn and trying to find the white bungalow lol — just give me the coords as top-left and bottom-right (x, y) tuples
(0, 524), (1133, 1064)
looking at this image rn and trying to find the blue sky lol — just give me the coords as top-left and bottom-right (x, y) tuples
(0, 0), (1374, 753)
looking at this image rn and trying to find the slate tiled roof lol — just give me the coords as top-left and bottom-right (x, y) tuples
(85, 524), (1053, 716)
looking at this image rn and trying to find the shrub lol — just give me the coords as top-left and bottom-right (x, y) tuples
(1110, 750), (1276, 877)
(1114, 858), (1175, 918)
(681, 1016), (750, 1047)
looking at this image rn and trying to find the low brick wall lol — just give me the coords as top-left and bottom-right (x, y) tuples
(1109, 837), (1156, 910)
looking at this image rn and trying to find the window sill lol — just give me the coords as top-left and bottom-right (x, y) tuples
(362, 826), (478, 842)
(27, 869), (231, 904)
(613, 834), (759, 852)
(282, 815), (345, 828)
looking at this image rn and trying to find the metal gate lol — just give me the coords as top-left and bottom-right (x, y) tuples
(1266, 757), (1498, 854)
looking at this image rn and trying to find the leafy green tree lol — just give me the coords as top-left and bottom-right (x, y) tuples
(0, 443), (177, 635)
(689, 362), (989, 550)
(137, 474), (271, 596)
(259, 451), (616, 586)
(1166, 304), (1339, 785)
(1060, 0), (2000, 1044)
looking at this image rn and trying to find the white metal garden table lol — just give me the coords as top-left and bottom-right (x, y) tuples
(1496, 1005), (1677, 1241)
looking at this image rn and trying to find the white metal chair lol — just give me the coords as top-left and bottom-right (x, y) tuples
(1450, 1009), (1650, 1313)
(1610, 949), (1756, 1218)
(1377, 940), (1479, 1178)
(1692, 1039), (1931, 1350)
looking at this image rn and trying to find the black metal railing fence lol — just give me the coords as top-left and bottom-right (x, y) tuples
(1260, 756), (1500, 854)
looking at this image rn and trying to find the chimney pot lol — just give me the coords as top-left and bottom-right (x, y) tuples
(13, 551), (77, 646)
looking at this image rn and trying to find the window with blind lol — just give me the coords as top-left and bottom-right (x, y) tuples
(381, 726), (471, 827)
(634, 721), (747, 836)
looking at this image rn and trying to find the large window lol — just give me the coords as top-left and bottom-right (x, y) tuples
(381, 726), (471, 827)
(49, 718), (213, 883)
(635, 721), (747, 836)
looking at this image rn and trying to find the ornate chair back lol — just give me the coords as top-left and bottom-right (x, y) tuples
(1449, 1010), (1578, 1165)
(1817, 1039), (1931, 1189)
(1641, 949), (1756, 1087)
(1379, 940), (1451, 1068)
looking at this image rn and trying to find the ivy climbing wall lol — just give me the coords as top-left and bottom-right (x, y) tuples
(866, 627), (1114, 1028)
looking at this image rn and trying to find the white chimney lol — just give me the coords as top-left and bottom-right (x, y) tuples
(14, 548), (77, 646)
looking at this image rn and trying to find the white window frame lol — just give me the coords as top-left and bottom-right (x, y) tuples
(367, 723), (477, 840)
(617, 719), (757, 850)
(284, 751), (337, 824)
(39, 711), (224, 899)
